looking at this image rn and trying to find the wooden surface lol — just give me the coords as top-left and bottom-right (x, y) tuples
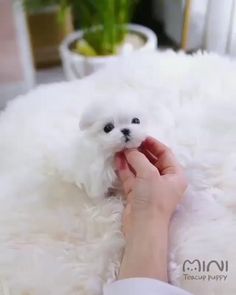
(181, 0), (192, 50)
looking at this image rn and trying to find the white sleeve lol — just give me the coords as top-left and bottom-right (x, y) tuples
(103, 278), (193, 295)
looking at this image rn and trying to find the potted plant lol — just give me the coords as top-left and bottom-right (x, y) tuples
(23, 0), (73, 68)
(60, 0), (157, 79)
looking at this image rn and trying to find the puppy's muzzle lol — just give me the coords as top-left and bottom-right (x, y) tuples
(121, 128), (131, 142)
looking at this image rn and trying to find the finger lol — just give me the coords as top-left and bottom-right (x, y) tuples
(141, 137), (182, 175)
(141, 136), (169, 156)
(140, 146), (178, 176)
(122, 202), (132, 238)
(115, 154), (135, 195)
(124, 149), (158, 178)
(139, 146), (158, 166)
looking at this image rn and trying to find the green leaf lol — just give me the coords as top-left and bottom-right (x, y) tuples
(75, 0), (138, 55)
(22, 0), (139, 56)
(73, 39), (97, 56)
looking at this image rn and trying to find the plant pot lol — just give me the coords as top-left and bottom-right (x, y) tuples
(60, 24), (157, 80)
(27, 6), (73, 68)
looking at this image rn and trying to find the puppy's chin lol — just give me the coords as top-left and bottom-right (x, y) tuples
(88, 130), (148, 156)
(123, 137), (146, 149)
(111, 134), (147, 154)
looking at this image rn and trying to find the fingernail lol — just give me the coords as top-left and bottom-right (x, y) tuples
(115, 153), (126, 170)
(139, 142), (146, 151)
(124, 148), (136, 156)
(143, 137), (154, 148)
(115, 155), (121, 169)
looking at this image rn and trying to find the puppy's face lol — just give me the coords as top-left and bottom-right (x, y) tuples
(80, 96), (148, 154)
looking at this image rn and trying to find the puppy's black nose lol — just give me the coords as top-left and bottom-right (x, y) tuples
(121, 128), (130, 136)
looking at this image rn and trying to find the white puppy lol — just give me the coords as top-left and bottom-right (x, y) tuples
(69, 93), (148, 199)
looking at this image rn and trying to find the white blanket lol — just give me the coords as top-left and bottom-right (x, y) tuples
(0, 51), (236, 295)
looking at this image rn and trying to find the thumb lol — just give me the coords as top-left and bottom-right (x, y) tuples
(115, 153), (134, 195)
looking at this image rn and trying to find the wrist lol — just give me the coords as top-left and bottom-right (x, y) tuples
(131, 207), (170, 230)
(129, 212), (169, 247)
(119, 213), (169, 281)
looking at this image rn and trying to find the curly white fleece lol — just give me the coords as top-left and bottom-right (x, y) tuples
(0, 51), (236, 295)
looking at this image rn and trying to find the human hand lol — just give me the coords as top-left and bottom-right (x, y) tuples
(115, 137), (187, 236)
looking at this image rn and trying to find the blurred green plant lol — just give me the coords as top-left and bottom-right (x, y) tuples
(23, 0), (138, 56)
(73, 0), (138, 56)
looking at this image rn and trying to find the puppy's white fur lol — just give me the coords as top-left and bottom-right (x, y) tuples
(0, 52), (236, 295)
(62, 93), (148, 199)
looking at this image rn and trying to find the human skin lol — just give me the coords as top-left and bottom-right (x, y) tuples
(115, 137), (187, 282)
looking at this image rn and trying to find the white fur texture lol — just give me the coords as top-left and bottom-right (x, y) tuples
(0, 51), (236, 295)
(64, 92), (148, 200)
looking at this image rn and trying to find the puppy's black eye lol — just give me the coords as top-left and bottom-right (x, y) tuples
(104, 123), (114, 133)
(131, 117), (140, 124)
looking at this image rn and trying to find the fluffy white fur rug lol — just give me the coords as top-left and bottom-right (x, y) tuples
(0, 52), (236, 295)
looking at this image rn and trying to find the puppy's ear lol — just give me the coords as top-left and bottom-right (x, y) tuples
(79, 107), (95, 131)
(79, 103), (101, 131)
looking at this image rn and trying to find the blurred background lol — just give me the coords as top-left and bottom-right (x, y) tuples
(0, 0), (236, 108)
